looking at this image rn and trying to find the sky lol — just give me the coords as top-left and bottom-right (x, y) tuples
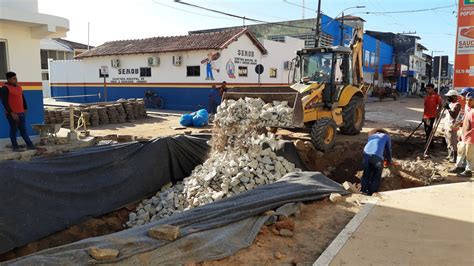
(38, 0), (458, 60)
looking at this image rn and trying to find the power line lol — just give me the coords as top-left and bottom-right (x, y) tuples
(152, 0), (237, 21)
(174, 0), (315, 30)
(361, 4), (455, 14)
(282, 0), (317, 12)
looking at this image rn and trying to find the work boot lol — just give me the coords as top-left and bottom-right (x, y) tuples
(445, 149), (452, 160)
(449, 153), (457, 164)
(457, 170), (472, 178)
(27, 144), (37, 150)
(447, 167), (464, 174)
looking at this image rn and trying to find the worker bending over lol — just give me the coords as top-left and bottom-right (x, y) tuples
(361, 128), (392, 195)
(423, 84), (442, 145)
(443, 90), (461, 163)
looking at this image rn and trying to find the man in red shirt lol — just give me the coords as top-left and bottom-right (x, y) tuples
(423, 84), (442, 144)
(1, 72), (35, 151)
(458, 92), (474, 177)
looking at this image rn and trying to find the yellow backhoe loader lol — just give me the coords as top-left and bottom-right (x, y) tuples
(223, 27), (366, 151)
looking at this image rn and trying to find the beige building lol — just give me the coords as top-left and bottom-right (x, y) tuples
(0, 0), (69, 140)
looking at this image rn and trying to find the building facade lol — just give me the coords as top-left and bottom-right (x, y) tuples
(190, 16), (393, 90)
(40, 38), (90, 97)
(0, 0), (69, 140)
(366, 31), (428, 94)
(49, 28), (304, 111)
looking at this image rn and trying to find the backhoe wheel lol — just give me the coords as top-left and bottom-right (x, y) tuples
(310, 118), (337, 152)
(339, 96), (365, 135)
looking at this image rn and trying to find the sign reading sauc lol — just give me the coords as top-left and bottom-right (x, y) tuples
(118, 68), (139, 75)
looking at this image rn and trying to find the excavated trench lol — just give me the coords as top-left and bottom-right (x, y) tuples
(0, 132), (445, 262)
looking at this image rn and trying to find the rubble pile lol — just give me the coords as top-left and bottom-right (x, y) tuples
(382, 158), (442, 184)
(126, 98), (300, 228)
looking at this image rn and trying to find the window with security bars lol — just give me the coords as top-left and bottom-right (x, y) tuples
(186, 66), (200, 77)
(140, 67), (152, 77)
(0, 41), (8, 78)
(270, 68), (277, 78)
(238, 66), (248, 77)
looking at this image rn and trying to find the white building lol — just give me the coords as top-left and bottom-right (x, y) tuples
(49, 28), (304, 111)
(40, 38), (90, 97)
(0, 0), (69, 140)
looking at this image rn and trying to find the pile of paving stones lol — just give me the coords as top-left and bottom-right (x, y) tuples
(126, 97), (299, 228)
(43, 99), (147, 128)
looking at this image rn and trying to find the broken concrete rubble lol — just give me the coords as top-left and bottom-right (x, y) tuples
(148, 225), (180, 241)
(279, 229), (294, 237)
(88, 247), (119, 260)
(329, 193), (343, 203)
(127, 98), (300, 228)
(342, 181), (360, 193)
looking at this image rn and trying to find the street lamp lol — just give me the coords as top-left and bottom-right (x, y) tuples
(314, 3), (365, 47)
(339, 6), (365, 46)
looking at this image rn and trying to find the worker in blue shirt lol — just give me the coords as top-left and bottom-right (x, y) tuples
(361, 128), (393, 195)
(208, 85), (220, 114)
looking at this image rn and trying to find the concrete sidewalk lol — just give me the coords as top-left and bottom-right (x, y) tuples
(316, 182), (474, 265)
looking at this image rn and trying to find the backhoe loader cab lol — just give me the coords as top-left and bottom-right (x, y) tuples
(296, 46), (354, 104)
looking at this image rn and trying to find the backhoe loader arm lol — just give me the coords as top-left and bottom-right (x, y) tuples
(350, 27), (364, 87)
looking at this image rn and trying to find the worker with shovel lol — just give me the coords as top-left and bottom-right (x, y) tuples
(423, 84), (442, 147)
(443, 90), (462, 163)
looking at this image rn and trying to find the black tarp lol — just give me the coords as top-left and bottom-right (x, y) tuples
(0, 134), (306, 255)
(5, 172), (347, 265)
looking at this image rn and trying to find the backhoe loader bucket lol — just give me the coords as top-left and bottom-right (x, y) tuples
(222, 87), (304, 128)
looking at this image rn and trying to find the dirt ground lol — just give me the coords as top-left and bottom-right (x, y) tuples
(83, 110), (213, 138)
(2, 97), (470, 263)
(202, 194), (366, 266)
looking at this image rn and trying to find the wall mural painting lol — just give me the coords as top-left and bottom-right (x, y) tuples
(201, 52), (221, 80)
(226, 59), (236, 78)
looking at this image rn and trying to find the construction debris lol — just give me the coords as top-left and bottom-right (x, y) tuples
(148, 225), (180, 241)
(342, 181), (360, 193)
(279, 229), (294, 237)
(88, 247), (119, 260)
(329, 193), (343, 203)
(126, 98), (300, 228)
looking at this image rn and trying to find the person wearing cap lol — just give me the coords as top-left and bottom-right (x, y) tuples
(361, 128), (392, 195)
(456, 92), (474, 177)
(443, 90), (462, 163)
(0, 72), (35, 151)
(423, 84), (442, 145)
(448, 87), (474, 173)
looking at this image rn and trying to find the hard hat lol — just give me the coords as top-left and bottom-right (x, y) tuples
(460, 87), (474, 96)
(445, 90), (458, 97)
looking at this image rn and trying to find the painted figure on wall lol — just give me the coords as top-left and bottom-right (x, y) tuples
(226, 59), (236, 79)
(201, 52), (221, 80)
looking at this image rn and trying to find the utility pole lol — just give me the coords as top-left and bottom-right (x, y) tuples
(87, 22), (90, 50)
(314, 0), (322, 47)
(340, 12), (344, 46)
(302, 0), (305, 19)
(437, 57), (442, 94)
